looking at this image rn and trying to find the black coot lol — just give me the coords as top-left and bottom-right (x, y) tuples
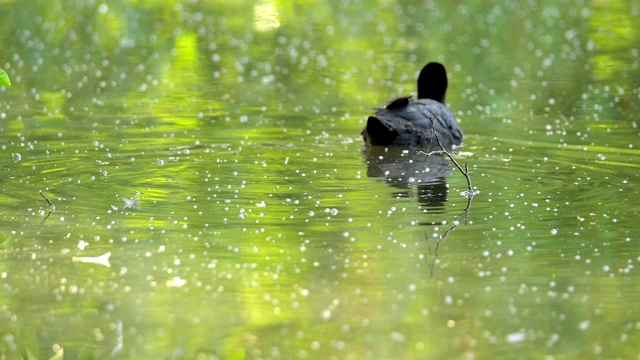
(361, 62), (463, 150)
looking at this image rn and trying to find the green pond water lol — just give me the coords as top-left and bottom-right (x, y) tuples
(1, 1), (640, 359)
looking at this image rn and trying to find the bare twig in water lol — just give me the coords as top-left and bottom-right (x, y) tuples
(425, 227), (453, 279)
(40, 190), (56, 224)
(424, 198), (473, 278)
(419, 122), (477, 277)
(418, 117), (476, 198)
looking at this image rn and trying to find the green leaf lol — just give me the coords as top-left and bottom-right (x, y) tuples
(0, 68), (11, 88)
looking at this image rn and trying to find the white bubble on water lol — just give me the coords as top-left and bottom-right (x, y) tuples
(321, 309), (331, 320)
(579, 320), (590, 330)
(506, 332), (525, 343)
(390, 331), (405, 343)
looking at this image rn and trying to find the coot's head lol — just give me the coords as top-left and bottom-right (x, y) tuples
(417, 62), (448, 104)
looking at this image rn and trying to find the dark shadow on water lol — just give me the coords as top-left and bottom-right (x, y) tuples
(363, 146), (454, 212)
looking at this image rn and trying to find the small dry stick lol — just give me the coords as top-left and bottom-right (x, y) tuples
(424, 200), (472, 278)
(40, 190), (56, 224)
(425, 230), (445, 278)
(40, 191), (55, 208)
(425, 224), (456, 278)
(418, 117), (475, 198)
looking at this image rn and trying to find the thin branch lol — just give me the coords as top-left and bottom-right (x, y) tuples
(424, 196), (473, 278)
(425, 222), (459, 278)
(418, 117), (476, 198)
(40, 190), (55, 224)
(40, 190), (55, 208)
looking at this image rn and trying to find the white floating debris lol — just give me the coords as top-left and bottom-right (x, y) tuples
(110, 321), (123, 357)
(72, 252), (111, 267)
(579, 320), (590, 331)
(122, 196), (140, 210)
(390, 331), (406, 343)
(321, 309), (331, 320)
(506, 331), (525, 343)
(166, 276), (187, 288)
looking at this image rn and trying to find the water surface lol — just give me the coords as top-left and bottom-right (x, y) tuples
(1, 1), (639, 359)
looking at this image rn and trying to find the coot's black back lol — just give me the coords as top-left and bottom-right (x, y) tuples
(361, 62), (462, 150)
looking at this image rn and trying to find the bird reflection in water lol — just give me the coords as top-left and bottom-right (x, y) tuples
(362, 145), (474, 278)
(362, 145), (455, 211)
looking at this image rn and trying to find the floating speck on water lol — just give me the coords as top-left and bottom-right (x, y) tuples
(122, 197), (140, 210)
(72, 252), (111, 267)
(506, 332), (525, 343)
(447, 320), (455, 328)
(166, 276), (187, 288)
(579, 320), (590, 331)
(390, 331), (405, 343)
